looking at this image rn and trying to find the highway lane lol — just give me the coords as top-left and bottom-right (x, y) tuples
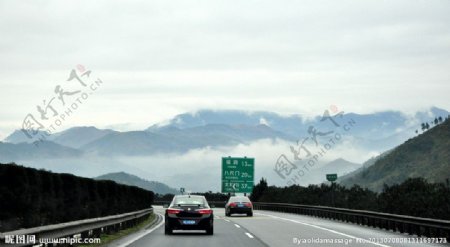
(225, 210), (449, 247)
(122, 206), (449, 247)
(125, 206), (268, 247)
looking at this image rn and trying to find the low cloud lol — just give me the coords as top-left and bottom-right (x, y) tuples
(14, 137), (380, 192)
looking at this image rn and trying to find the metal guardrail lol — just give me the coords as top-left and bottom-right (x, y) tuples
(0, 208), (153, 247)
(253, 202), (450, 240)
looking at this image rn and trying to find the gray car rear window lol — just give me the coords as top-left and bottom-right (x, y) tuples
(230, 196), (250, 202)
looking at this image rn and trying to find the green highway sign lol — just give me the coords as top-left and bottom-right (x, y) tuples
(221, 157), (254, 193)
(326, 173), (338, 182)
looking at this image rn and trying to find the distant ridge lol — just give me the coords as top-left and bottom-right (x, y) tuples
(95, 172), (178, 195)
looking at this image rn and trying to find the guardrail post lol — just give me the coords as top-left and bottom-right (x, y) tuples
(424, 226), (431, 237)
(92, 227), (102, 238)
(406, 223), (412, 235)
(399, 222), (405, 233)
(81, 230), (90, 239)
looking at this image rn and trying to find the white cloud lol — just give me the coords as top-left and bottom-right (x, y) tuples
(87, 137), (373, 191)
(12, 139), (376, 192)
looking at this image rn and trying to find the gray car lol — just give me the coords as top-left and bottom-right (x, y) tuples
(164, 195), (214, 235)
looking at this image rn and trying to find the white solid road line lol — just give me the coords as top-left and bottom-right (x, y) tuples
(256, 213), (392, 247)
(224, 219), (230, 222)
(234, 223), (241, 228)
(117, 213), (165, 247)
(245, 232), (254, 239)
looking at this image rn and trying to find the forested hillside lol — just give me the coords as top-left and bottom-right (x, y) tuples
(0, 163), (154, 231)
(340, 118), (450, 191)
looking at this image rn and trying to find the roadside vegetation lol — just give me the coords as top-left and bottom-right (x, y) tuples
(251, 177), (450, 220)
(0, 164), (154, 231)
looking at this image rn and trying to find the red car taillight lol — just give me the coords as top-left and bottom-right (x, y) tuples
(167, 208), (181, 214)
(197, 209), (213, 214)
(229, 202), (237, 207)
(245, 202), (252, 207)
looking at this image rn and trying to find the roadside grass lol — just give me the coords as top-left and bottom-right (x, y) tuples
(78, 213), (156, 246)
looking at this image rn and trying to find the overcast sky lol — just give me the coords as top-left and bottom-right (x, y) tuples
(1, 0), (449, 139)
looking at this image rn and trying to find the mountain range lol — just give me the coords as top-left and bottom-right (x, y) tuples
(1, 107), (448, 191)
(2, 107), (448, 159)
(0, 141), (81, 161)
(3, 124), (293, 158)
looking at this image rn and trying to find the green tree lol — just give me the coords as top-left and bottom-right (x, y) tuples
(250, 178), (268, 202)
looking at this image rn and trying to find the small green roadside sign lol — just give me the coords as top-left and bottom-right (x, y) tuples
(221, 157), (254, 193)
(326, 173), (338, 182)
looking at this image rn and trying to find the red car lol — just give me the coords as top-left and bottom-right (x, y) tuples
(225, 196), (253, 217)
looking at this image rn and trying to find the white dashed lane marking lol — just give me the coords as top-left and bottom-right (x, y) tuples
(256, 213), (391, 247)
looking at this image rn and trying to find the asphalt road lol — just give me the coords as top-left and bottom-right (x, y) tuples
(120, 206), (449, 247)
